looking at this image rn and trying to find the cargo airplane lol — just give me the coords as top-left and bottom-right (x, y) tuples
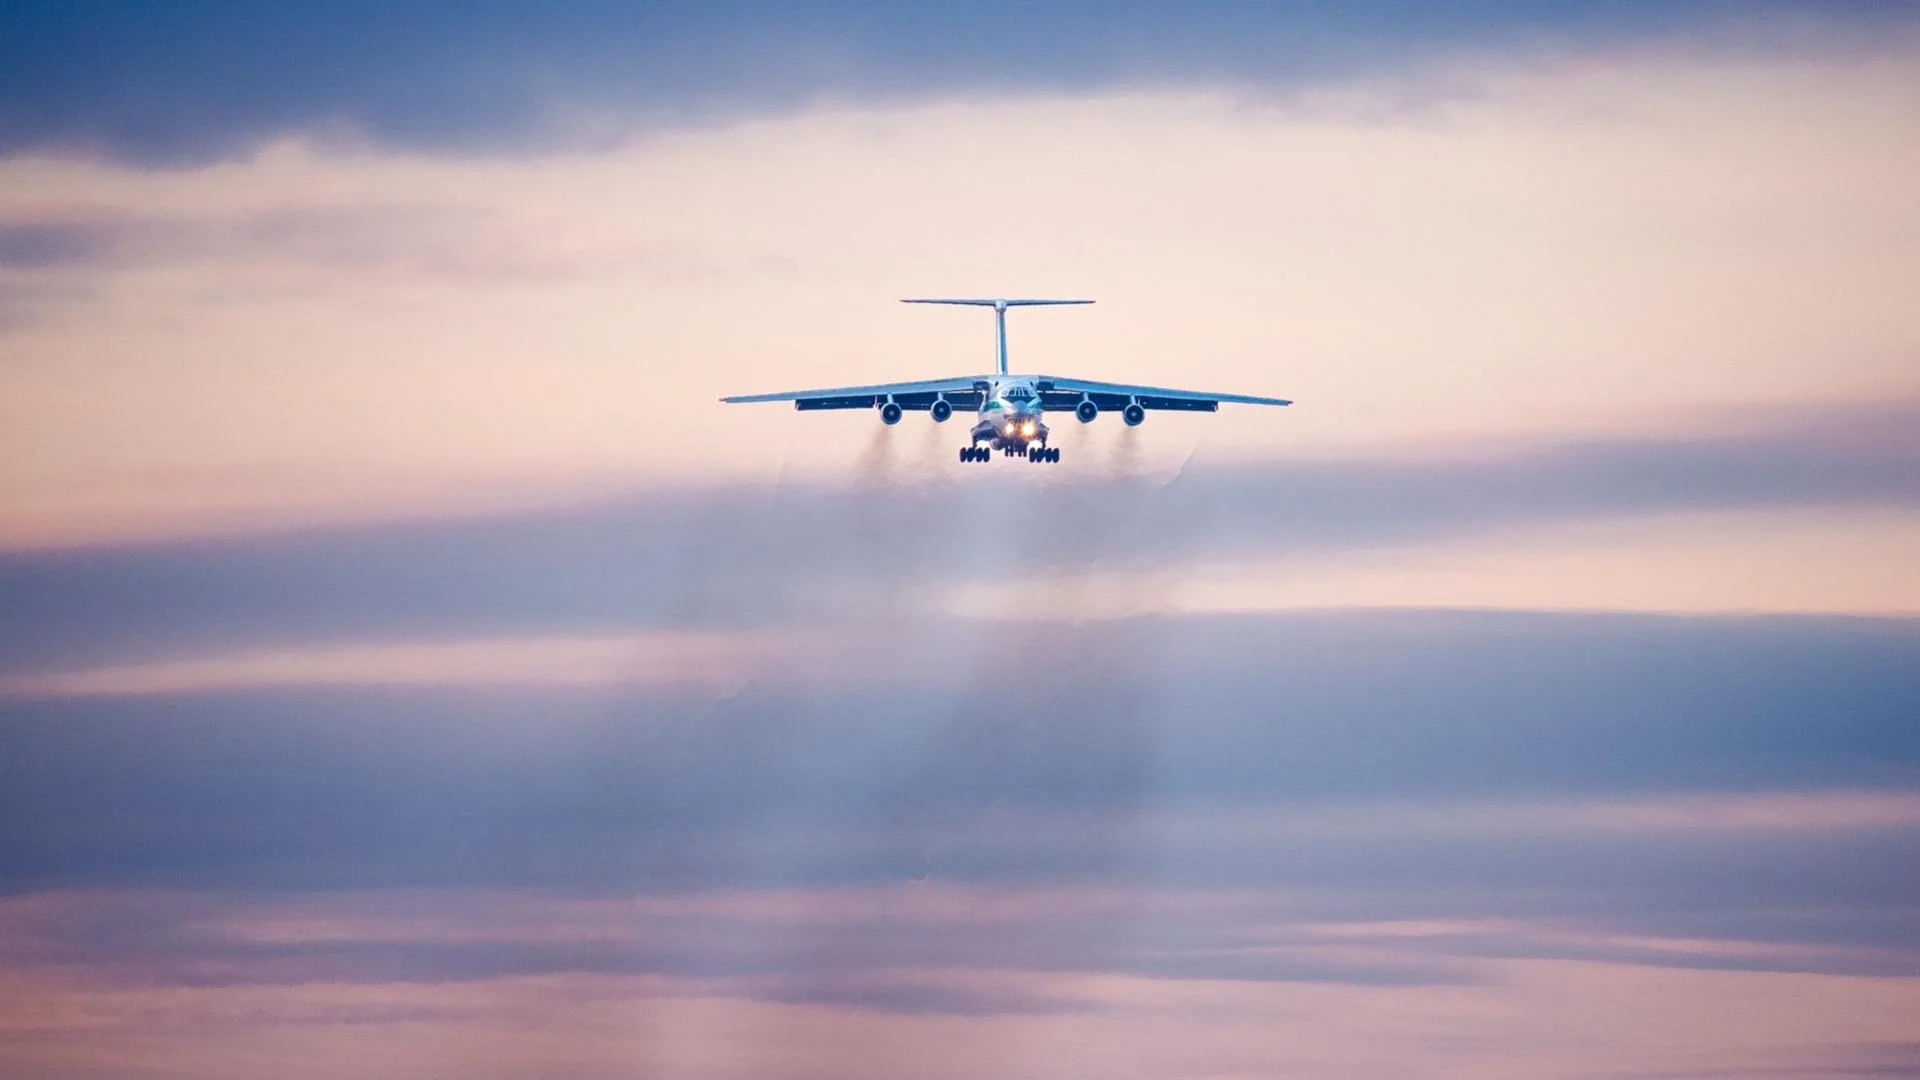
(721, 299), (1291, 463)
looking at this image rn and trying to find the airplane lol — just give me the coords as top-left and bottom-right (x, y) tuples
(721, 298), (1291, 464)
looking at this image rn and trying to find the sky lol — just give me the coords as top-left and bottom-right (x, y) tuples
(1, 3), (1918, 1078)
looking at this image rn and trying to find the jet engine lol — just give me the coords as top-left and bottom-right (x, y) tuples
(930, 399), (953, 423)
(1075, 399), (1098, 423)
(880, 400), (903, 425)
(1123, 402), (1146, 426)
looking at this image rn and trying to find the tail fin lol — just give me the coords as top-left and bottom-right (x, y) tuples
(901, 298), (1094, 376)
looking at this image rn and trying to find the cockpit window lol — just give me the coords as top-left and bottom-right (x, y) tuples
(1005, 386), (1033, 401)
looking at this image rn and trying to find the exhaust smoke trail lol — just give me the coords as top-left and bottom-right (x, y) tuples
(856, 419), (900, 492)
(918, 410), (947, 473)
(1112, 421), (1144, 481)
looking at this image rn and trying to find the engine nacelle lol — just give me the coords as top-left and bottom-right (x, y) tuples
(930, 399), (953, 423)
(1075, 399), (1098, 423)
(1123, 402), (1146, 427)
(880, 401), (903, 425)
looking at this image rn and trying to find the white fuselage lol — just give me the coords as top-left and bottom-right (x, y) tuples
(970, 376), (1050, 451)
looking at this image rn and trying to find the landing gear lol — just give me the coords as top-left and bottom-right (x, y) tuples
(960, 444), (1057, 463)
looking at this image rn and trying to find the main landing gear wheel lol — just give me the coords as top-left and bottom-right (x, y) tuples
(1027, 447), (1059, 463)
(960, 446), (990, 463)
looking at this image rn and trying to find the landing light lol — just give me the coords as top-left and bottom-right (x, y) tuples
(1021, 421), (1036, 437)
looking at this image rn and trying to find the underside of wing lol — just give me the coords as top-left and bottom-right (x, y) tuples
(721, 376), (987, 411)
(1032, 375), (1292, 412)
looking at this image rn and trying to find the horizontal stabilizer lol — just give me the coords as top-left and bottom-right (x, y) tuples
(902, 298), (1093, 374)
(901, 298), (1094, 308)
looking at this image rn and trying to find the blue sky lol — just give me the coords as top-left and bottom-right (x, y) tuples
(1, 3), (1918, 1078)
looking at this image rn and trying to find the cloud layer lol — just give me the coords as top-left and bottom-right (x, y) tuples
(3, 401), (1915, 673)
(5, 2), (1899, 161)
(3, 606), (1917, 1074)
(4, 610), (1916, 892)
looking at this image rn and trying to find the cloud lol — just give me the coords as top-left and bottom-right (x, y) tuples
(0, 223), (115, 269)
(0, 875), (1912, 1042)
(5, 957), (1916, 1080)
(949, 506), (1920, 619)
(1, 405), (1914, 668)
(3, 2), (1901, 162)
(1618, 1042), (1920, 1079)
(0, 631), (813, 699)
(2, 778), (1915, 1073)
(0, 204), (780, 290)
(2, 610), (1914, 895)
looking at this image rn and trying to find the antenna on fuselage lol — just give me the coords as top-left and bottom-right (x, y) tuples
(900, 298), (1094, 376)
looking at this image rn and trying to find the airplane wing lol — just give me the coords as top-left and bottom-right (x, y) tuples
(722, 376), (987, 411)
(1033, 375), (1291, 413)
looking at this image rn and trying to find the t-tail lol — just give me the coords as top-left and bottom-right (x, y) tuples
(900, 298), (1093, 376)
